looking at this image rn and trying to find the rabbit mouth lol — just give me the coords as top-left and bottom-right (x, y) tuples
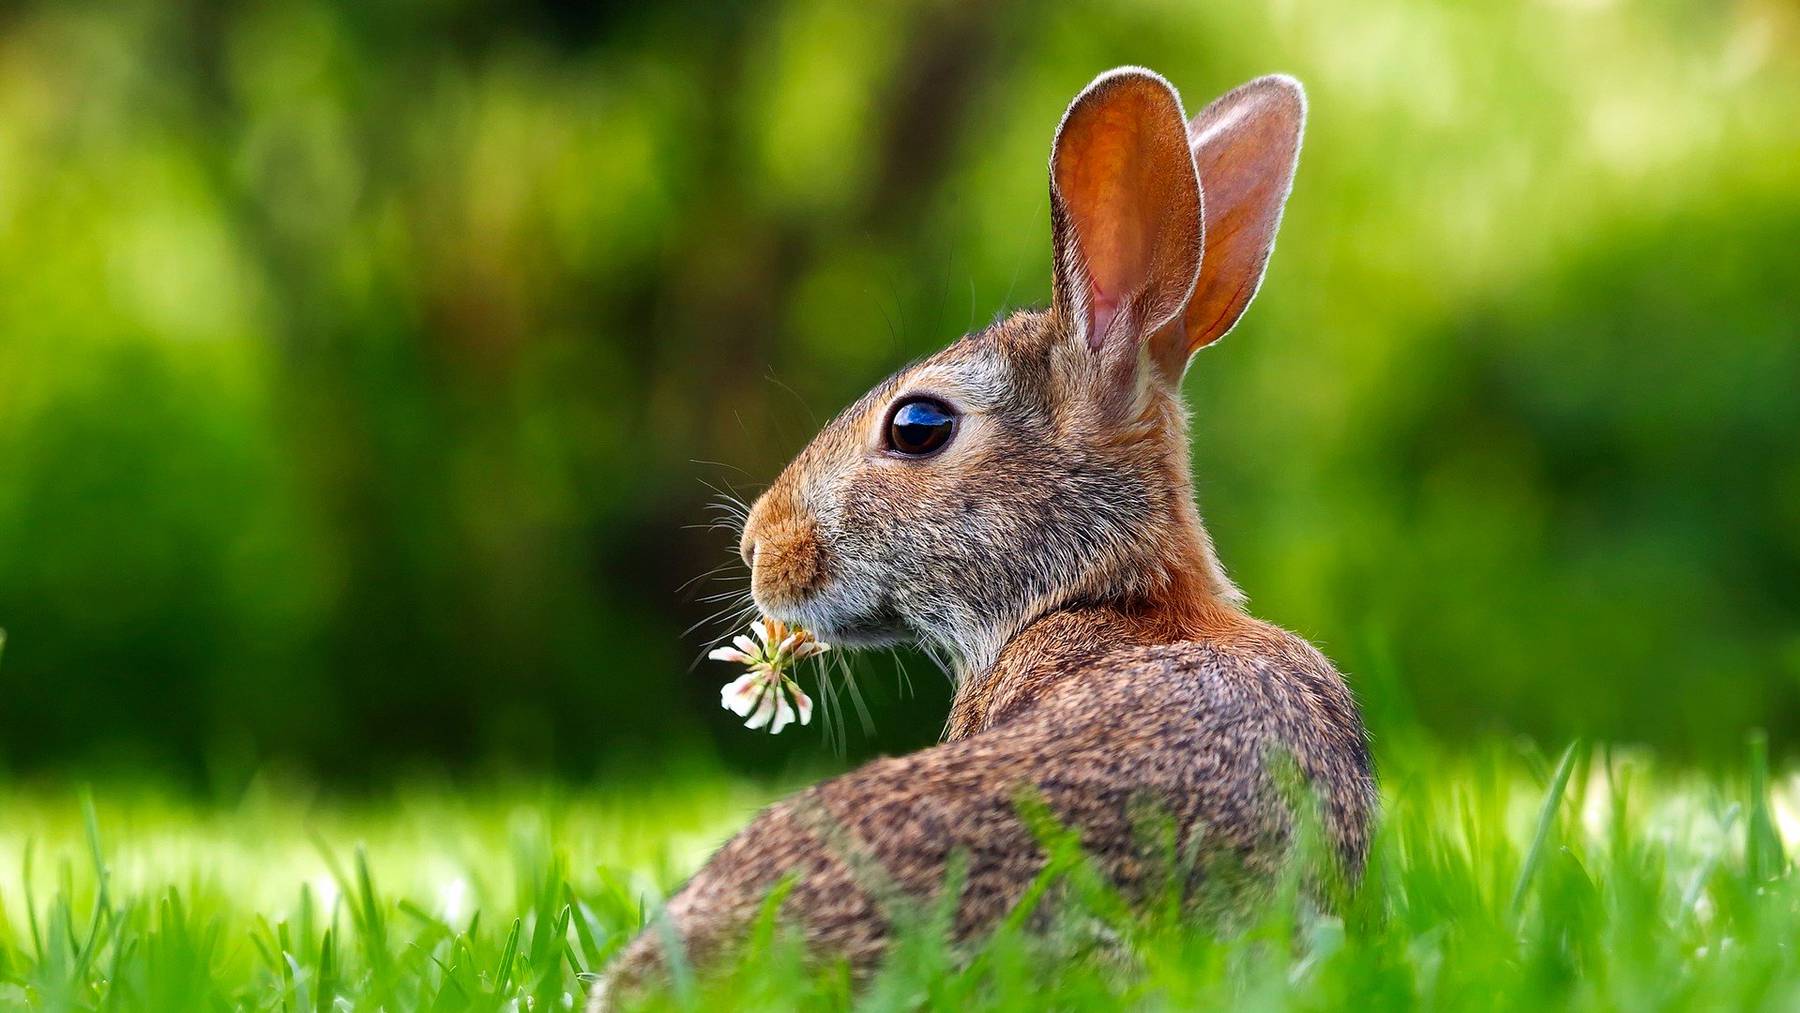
(757, 589), (910, 650)
(818, 617), (910, 649)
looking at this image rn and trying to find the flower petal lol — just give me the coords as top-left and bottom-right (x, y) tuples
(742, 690), (777, 729)
(708, 646), (753, 664)
(790, 641), (829, 659)
(720, 672), (764, 716)
(769, 695), (797, 734)
(751, 620), (776, 648)
(792, 686), (813, 726)
(733, 635), (760, 658)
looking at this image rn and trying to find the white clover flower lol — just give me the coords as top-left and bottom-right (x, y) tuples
(710, 617), (828, 734)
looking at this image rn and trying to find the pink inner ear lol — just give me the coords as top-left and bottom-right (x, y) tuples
(1050, 69), (1203, 365)
(1088, 282), (1119, 353)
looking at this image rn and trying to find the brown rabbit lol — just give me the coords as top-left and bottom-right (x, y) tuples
(591, 67), (1375, 1009)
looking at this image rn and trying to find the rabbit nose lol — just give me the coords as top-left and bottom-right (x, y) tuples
(740, 536), (758, 570)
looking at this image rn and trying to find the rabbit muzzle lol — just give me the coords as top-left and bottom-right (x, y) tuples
(742, 493), (827, 612)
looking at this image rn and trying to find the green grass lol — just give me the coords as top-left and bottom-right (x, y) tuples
(0, 739), (1795, 1011)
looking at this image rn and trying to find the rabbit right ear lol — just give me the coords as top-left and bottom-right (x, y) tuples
(1049, 68), (1204, 403)
(1149, 75), (1305, 378)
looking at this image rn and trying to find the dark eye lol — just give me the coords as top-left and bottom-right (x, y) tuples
(885, 397), (958, 458)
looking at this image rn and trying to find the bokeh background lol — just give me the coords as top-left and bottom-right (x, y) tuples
(1, 0), (1796, 789)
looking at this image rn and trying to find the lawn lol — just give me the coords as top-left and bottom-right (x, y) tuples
(0, 740), (1795, 1011)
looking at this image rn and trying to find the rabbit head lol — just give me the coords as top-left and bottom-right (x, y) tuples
(739, 69), (1305, 677)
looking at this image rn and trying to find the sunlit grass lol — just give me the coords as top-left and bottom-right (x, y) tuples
(0, 739), (1794, 1010)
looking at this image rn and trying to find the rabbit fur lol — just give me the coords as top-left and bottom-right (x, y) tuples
(590, 66), (1376, 1010)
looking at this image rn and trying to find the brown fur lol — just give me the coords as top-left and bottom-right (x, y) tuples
(589, 69), (1373, 1010)
(745, 505), (825, 609)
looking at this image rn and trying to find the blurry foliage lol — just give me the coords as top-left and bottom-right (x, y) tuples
(0, 0), (1796, 780)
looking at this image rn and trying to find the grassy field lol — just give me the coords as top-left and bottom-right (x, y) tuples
(0, 740), (1795, 1011)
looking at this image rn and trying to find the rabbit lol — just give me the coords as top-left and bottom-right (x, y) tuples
(590, 67), (1375, 1010)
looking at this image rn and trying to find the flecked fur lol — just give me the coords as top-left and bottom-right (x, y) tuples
(590, 68), (1373, 1010)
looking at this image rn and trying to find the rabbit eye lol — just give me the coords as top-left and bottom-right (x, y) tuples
(885, 397), (958, 458)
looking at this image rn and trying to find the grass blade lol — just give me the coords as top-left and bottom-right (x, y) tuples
(1747, 730), (1787, 882)
(1511, 739), (1582, 919)
(494, 917), (522, 993)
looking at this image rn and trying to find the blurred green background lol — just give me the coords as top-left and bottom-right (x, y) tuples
(0, 0), (1796, 786)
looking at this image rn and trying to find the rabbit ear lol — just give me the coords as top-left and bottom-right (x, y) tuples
(1049, 68), (1203, 383)
(1150, 75), (1305, 378)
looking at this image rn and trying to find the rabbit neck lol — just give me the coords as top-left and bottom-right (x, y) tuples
(936, 385), (1246, 738)
(942, 533), (1243, 741)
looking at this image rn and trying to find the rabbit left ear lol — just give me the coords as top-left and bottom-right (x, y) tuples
(1049, 68), (1203, 384)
